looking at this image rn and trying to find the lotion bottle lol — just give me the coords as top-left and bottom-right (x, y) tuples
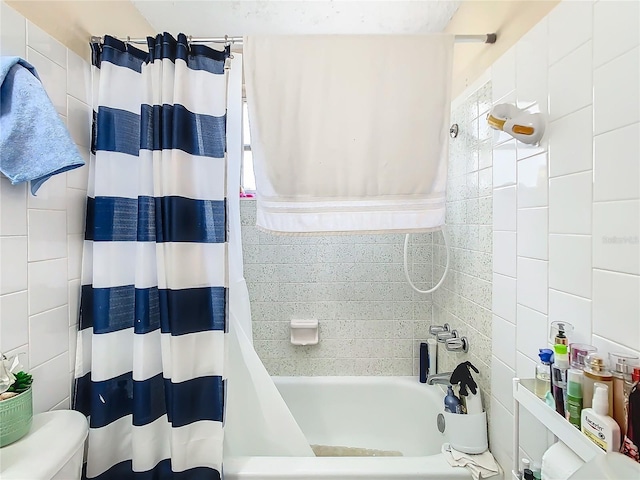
(583, 354), (613, 416)
(581, 383), (620, 452)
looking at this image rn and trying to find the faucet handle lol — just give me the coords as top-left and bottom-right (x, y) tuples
(436, 329), (457, 343)
(445, 336), (469, 353)
(429, 323), (450, 335)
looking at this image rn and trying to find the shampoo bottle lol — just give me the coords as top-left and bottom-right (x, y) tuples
(444, 385), (461, 414)
(581, 383), (620, 452)
(419, 342), (428, 383)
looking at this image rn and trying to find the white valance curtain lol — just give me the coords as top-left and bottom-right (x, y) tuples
(244, 35), (454, 234)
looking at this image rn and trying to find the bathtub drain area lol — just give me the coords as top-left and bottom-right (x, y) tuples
(311, 445), (403, 457)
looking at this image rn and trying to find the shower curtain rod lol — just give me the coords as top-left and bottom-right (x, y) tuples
(90, 33), (497, 46)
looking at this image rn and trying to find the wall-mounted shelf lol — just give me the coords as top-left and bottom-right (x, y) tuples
(512, 378), (604, 479)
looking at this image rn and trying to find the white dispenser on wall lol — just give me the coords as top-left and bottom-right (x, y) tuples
(487, 103), (545, 145)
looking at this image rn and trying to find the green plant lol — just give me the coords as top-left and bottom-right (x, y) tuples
(8, 372), (32, 394)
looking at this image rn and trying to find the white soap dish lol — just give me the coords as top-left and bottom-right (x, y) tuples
(290, 319), (319, 346)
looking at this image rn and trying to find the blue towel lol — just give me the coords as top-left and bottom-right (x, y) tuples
(0, 56), (85, 195)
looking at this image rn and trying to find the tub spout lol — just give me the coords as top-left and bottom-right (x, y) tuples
(426, 372), (452, 385)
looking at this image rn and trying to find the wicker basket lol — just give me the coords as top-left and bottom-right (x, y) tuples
(0, 387), (33, 447)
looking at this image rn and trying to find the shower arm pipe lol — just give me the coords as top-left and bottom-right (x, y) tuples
(403, 226), (450, 295)
(89, 33), (497, 46)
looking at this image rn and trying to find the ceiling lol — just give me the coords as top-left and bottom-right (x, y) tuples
(131, 1), (462, 36)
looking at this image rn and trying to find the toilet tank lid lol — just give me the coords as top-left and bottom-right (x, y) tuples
(0, 410), (89, 480)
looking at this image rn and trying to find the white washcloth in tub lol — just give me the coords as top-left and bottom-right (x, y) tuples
(442, 443), (501, 480)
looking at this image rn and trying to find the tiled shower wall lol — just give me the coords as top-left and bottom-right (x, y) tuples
(487, 0), (640, 472)
(0, 2), (91, 413)
(431, 82), (494, 405)
(241, 200), (435, 376)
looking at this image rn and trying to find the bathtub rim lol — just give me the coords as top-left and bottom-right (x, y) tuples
(224, 454), (472, 479)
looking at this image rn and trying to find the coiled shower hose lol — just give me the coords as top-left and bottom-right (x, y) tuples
(403, 226), (450, 294)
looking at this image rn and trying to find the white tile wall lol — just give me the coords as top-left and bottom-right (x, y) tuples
(491, 356), (515, 414)
(592, 0), (640, 68)
(548, 289), (592, 345)
(548, 41), (592, 121)
(0, 2), (25, 58)
(592, 270), (640, 351)
(593, 46), (640, 135)
(593, 200), (640, 275)
(492, 140), (517, 188)
(0, 292), (28, 352)
(0, 2), (90, 414)
(593, 122), (640, 202)
(493, 232), (516, 278)
(516, 305), (547, 362)
(492, 48), (516, 103)
(487, 0), (640, 473)
(549, 234), (592, 298)
(0, 237), (28, 294)
(517, 207), (548, 260)
(549, 171), (592, 234)
(25, 20), (66, 67)
(548, 106), (593, 177)
(548, 0), (592, 65)
(27, 210), (67, 262)
(493, 186), (517, 231)
(517, 153), (548, 208)
(517, 257), (548, 314)
(26, 47), (67, 115)
(492, 273), (516, 323)
(492, 315), (515, 368)
(515, 19), (548, 112)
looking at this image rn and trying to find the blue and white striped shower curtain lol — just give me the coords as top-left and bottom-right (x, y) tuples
(73, 33), (229, 480)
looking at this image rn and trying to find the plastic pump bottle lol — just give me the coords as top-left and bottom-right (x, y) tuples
(566, 369), (583, 428)
(552, 344), (569, 416)
(583, 354), (613, 416)
(550, 321), (573, 346)
(581, 383), (620, 452)
(444, 385), (461, 414)
(535, 349), (553, 399)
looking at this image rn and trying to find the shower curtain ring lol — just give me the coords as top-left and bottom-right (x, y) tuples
(125, 36), (130, 51)
(224, 35), (234, 60)
(188, 35), (193, 47)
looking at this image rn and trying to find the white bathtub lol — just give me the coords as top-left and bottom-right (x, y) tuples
(224, 376), (472, 480)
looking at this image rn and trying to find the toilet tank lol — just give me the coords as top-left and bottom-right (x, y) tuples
(0, 410), (88, 480)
